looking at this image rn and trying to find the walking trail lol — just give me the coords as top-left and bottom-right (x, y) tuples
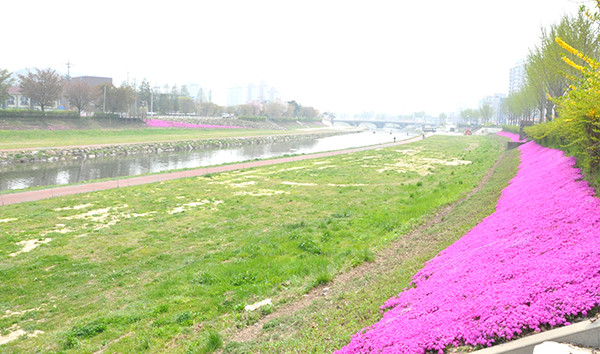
(1, 135), (426, 206)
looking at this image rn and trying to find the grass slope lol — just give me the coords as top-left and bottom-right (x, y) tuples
(235, 147), (520, 353)
(0, 135), (507, 353)
(0, 128), (309, 150)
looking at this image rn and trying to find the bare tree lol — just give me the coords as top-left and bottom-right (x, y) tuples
(18, 68), (63, 113)
(0, 68), (14, 103)
(65, 80), (95, 116)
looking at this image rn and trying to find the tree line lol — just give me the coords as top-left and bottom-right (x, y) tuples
(519, 2), (600, 176)
(503, 6), (600, 124)
(0, 70), (321, 121)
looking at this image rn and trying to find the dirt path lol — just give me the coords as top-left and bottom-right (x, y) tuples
(230, 149), (508, 343)
(0, 136), (426, 206)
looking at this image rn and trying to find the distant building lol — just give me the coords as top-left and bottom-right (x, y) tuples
(227, 81), (279, 106)
(70, 76), (112, 88)
(2, 86), (32, 109)
(509, 62), (526, 94)
(480, 93), (506, 124)
(226, 86), (245, 106)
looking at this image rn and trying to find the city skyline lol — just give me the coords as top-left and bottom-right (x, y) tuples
(2, 0), (584, 116)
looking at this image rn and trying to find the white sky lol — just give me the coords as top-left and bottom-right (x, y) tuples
(2, 0), (588, 116)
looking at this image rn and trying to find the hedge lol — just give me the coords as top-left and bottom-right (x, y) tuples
(0, 109), (79, 118)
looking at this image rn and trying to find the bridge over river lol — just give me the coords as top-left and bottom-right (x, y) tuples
(332, 119), (421, 129)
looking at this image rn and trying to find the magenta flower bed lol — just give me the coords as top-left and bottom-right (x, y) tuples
(497, 131), (526, 142)
(337, 133), (600, 353)
(145, 119), (241, 129)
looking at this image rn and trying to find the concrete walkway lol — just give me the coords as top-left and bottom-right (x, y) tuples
(0, 135), (425, 206)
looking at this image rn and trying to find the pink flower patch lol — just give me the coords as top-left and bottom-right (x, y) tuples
(145, 119), (241, 129)
(337, 133), (600, 353)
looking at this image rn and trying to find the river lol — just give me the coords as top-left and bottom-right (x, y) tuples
(0, 130), (416, 191)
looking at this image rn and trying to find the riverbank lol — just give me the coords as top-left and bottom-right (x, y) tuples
(0, 135), (505, 353)
(0, 130), (357, 167)
(0, 135), (423, 205)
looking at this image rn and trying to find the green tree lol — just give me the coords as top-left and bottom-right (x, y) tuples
(197, 102), (223, 117)
(460, 108), (480, 125)
(479, 103), (495, 124)
(170, 85), (179, 113)
(18, 68), (64, 113)
(98, 84), (135, 114)
(438, 112), (447, 125)
(0, 68), (14, 103)
(137, 79), (152, 110)
(179, 96), (196, 114)
(180, 85), (190, 98)
(525, 7), (600, 121)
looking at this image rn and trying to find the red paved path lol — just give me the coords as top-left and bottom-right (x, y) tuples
(0, 136), (424, 206)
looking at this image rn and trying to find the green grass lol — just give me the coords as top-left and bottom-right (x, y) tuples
(0, 135), (508, 353)
(231, 147), (520, 353)
(0, 128), (319, 150)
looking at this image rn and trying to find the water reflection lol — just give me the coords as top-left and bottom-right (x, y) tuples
(0, 130), (414, 191)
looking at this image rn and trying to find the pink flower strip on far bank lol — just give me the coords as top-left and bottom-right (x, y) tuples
(337, 132), (600, 353)
(145, 119), (241, 129)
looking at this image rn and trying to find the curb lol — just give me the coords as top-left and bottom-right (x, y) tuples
(474, 319), (600, 354)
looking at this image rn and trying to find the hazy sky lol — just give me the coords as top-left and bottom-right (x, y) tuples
(2, 0), (587, 116)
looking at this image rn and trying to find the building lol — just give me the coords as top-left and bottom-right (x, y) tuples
(480, 93), (506, 124)
(509, 62), (526, 94)
(226, 81), (279, 106)
(226, 86), (245, 106)
(70, 76), (112, 88)
(2, 86), (32, 109)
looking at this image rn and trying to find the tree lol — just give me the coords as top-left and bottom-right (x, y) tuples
(180, 85), (190, 98)
(0, 68), (14, 103)
(179, 97), (196, 114)
(18, 68), (63, 113)
(197, 102), (223, 117)
(98, 84), (135, 114)
(264, 101), (287, 119)
(137, 79), (152, 110)
(65, 80), (95, 116)
(438, 112), (447, 125)
(286, 100), (300, 118)
(525, 7), (600, 121)
(298, 106), (319, 120)
(460, 108), (477, 125)
(170, 85), (179, 113)
(479, 103), (495, 124)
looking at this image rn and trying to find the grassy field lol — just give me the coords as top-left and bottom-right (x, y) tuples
(0, 127), (328, 150)
(0, 135), (510, 353)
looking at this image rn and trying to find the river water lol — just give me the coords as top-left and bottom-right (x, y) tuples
(0, 130), (416, 191)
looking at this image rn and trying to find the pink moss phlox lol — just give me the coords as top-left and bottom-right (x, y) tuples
(145, 119), (241, 129)
(337, 139), (600, 353)
(496, 131), (524, 142)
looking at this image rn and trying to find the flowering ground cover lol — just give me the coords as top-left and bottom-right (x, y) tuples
(145, 118), (241, 129)
(338, 132), (600, 353)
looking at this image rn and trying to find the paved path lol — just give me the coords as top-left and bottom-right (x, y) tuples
(0, 135), (425, 206)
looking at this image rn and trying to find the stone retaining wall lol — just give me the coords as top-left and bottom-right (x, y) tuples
(0, 131), (355, 167)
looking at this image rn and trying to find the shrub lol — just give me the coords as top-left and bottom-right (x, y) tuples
(0, 109), (79, 118)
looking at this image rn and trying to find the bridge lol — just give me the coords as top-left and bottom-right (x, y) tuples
(332, 119), (418, 129)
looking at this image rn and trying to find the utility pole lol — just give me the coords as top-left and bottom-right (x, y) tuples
(65, 60), (72, 79)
